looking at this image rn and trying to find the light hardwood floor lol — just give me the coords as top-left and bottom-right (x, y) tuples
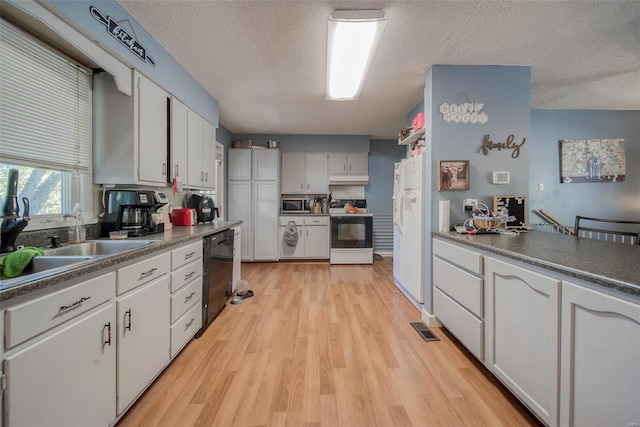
(118, 259), (540, 427)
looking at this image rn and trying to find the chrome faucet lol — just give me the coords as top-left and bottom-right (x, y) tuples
(1, 169), (31, 254)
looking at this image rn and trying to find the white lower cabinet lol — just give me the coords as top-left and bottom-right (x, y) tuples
(280, 217), (305, 259)
(279, 216), (329, 259)
(485, 257), (560, 427)
(304, 217), (329, 259)
(432, 238), (484, 360)
(3, 273), (116, 427)
(169, 240), (203, 359)
(560, 281), (640, 427)
(116, 268), (170, 414)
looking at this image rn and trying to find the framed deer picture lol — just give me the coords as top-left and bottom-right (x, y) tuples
(438, 160), (469, 191)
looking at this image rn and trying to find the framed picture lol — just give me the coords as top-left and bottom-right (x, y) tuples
(438, 160), (469, 191)
(559, 138), (626, 183)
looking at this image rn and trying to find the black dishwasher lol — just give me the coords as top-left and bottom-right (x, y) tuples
(197, 229), (234, 337)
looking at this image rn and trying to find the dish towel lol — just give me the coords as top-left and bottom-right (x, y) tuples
(0, 247), (45, 278)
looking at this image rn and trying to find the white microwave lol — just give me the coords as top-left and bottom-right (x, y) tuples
(281, 198), (310, 213)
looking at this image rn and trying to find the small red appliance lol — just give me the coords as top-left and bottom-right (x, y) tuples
(170, 208), (197, 226)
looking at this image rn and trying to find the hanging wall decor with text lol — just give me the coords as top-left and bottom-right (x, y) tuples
(439, 92), (488, 124)
(90, 6), (156, 66)
(559, 138), (626, 183)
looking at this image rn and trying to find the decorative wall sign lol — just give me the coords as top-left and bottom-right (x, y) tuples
(438, 160), (469, 191)
(439, 92), (488, 124)
(559, 138), (626, 183)
(476, 134), (526, 159)
(90, 6), (156, 67)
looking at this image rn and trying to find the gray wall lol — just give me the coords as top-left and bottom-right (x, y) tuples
(47, 0), (219, 125)
(529, 110), (640, 226)
(365, 140), (406, 214)
(429, 65), (532, 227)
(423, 65), (532, 313)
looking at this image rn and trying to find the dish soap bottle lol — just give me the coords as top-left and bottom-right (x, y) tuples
(68, 203), (86, 243)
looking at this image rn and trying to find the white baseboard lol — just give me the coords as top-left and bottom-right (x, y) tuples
(421, 307), (440, 328)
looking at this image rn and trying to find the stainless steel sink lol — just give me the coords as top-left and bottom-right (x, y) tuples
(25, 256), (94, 274)
(0, 256), (94, 290)
(44, 240), (153, 256)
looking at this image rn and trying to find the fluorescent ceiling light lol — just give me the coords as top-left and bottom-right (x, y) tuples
(326, 10), (386, 101)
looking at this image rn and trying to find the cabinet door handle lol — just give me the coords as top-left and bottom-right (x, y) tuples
(184, 318), (195, 331)
(344, 165), (346, 172)
(175, 164), (179, 176)
(184, 291), (196, 303)
(59, 296), (91, 313)
(103, 322), (112, 347)
(201, 171), (204, 181)
(205, 172), (208, 182)
(139, 267), (158, 280)
(124, 309), (132, 331)
(185, 251), (196, 259)
(300, 183), (303, 190)
(162, 162), (167, 176)
(184, 271), (196, 281)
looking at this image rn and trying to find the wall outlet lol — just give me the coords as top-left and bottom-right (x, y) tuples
(463, 198), (478, 212)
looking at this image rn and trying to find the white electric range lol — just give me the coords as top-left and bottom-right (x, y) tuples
(329, 199), (373, 265)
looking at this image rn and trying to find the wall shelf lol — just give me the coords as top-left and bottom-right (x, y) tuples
(398, 127), (425, 146)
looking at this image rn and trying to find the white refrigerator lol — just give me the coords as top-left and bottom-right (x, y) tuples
(393, 153), (424, 308)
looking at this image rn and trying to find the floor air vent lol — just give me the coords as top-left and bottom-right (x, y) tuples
(410, 322), (440, 342)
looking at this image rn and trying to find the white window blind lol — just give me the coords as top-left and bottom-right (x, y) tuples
(0, 20), (92, 173)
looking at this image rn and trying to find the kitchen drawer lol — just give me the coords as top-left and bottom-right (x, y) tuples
(433, 257), (483, 317)
(117, 252), (170, 295)
(433, 238), (483, 275)
(170, 259), (203, 293)
(434, 287), (483, 361)
(280, 216), (304, 226)
(5, 272), (115, 349)
(171, 240), (203, 270)
(170, 277), (202, 323)
(170, 302), (202, 358)
(304, 216), (329, 226)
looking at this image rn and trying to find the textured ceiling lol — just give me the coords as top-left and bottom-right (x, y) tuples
(117, 0), (640, 139)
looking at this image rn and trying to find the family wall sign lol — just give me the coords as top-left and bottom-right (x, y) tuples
(476, 134), (526, 159)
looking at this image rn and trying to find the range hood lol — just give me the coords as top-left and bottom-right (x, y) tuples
(328, 175), (369, 185)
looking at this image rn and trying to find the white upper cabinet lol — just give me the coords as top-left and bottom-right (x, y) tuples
(94, 71), (170, 186)
(170, 97), (188, 183)
(138, 75), (170, 183)
(281, 152), (306, 193)
(281, 152), (328, 194)
(305, 153), (329, 193)
(328, 152), (368, 175)
(203, 121), (217, 191)
(228, 149), (252, 180)
(186, 111), (217, 190)
(253, 149), (280, 180)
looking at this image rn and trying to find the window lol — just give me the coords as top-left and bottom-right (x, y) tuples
(0, 163), (72, 217)
(0, 19), (93, 227)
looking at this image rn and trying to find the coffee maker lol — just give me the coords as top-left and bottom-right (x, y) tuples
(101, 190), (167, 237)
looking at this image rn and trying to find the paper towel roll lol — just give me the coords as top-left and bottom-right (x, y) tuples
(439, 201), (450, 232)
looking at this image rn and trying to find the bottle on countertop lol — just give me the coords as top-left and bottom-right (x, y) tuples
(67, 203), (86, 244)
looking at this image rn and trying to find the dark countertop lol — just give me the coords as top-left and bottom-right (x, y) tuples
(0, 220), (242, 302)
(433, 230), (640, 297)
